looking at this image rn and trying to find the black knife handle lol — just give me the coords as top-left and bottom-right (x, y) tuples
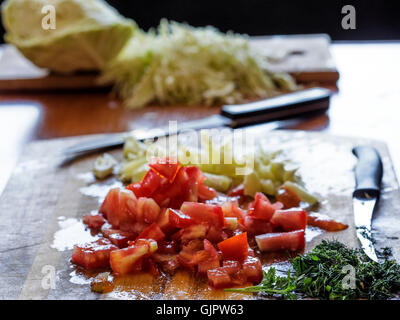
(352, 146), (383, 198)
(220, 87), (332, 126)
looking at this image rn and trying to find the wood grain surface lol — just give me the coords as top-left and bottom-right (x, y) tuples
(0, 129), (399, 300)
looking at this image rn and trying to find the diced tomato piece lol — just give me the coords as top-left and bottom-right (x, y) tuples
(242, 256), (263, 284)
(99, 188), (137, 229)
(180, 202), (224, 229)
(204, 225), (227, 243)
(276, 186), (302, 209)
(149, 157), (181, 182)
(177, 239), (204, 270)
(227, 184), (245, 197)
(110, 242), (151, 275)
(167, 208), (195, 228)
(120, 221), (149, 234)
(221, 201), (245, 220)
(152, 253), (180, 273)
(135, 238), (158, 253)
(83, 214), (105, 229)
(221, 260), (241, 275)
(255, 230), (305, 252)
(136, 197), (161, 224)
(223, 217), (238, 231)
(72, 238), (118, 270)
(207, 268), (234, 289)
(197, 239), (220, 275)
(174, 224), (209, 242)
(198, 183), (218, 201)
(307, 213), (348, 231)
(247, 192), (276, 221)
(157, 240), (179, 254)
(243, 215), (274, 235)
(101, 223), (137, 248)
(217, 232), (248, 262)
(125, 182), (144, 198)
(270, 208), (307, 231)
(137, 222), (166, 242)
(143, 257), (161, 276)
(150, 166), (189, 208)
(157, 209), (176, 234)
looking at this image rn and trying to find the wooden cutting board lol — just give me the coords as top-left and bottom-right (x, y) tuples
(0, 129), (398, 300)
(0, 34), (339, 92)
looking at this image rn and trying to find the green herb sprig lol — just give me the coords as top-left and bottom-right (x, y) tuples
(226, 240), (400, 300)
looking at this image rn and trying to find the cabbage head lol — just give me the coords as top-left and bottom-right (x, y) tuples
(1, 0), (136, 73)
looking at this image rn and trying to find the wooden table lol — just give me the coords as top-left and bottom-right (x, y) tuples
(1, 42), (399, 195)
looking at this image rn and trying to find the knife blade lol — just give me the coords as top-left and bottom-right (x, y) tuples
(352, 146), (383, 262)
(63, 87), (331, 157)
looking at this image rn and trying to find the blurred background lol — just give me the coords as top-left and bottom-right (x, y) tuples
(1, 0), (399, 42)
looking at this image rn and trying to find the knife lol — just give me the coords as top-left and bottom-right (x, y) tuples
(63, 87), (331, 157)
(352, 146), (383, 262)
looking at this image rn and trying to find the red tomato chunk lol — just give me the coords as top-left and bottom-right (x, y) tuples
(255, 230), (305, 252)
(72, 238), (118, 270)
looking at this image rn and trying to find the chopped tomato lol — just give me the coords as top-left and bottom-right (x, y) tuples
(247, 192), (276, 221)
(152, 253), (180, 273)
(110, 243), (150, 275)
(177, 239), (204, 270)
(72, 238), (118, 270)
(276, 185), (302, 209)
(173, 223), (209, 242)
(166, 208), (195, 229)
(198, 183), (218, 201)
(157, 240), (179, 254)
(207, 268), (233, 289)
(270, 208), (307, 231)
(307, 213), (348, 231)
(137, 222), (166, 242)
(242, 256), (263, 283)
(99, 188), (137, 229)
(255, 230), (305, 252)
(143, 257), (161, 276)
(83, 214), (106, 229)
(149, 157), (181, 182)
(180, 202), (224, 229)
(217, 232), (248, 262)
(197, 239), (220, 275)
(221, 201), (245, 220)
(227, 184), (245, 197)
(101, 223), (137, 248)
(221, 260), (241, 275)
(243, 215), (274, 235)
(136, 197), (161, 224)
(205, 225), (227, 243)
(110, 239), (157, 275)
(223, 217), (238, 231)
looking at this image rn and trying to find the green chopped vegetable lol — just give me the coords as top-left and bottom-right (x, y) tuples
(203, 173), (232, 192)
(283, 181), (318, 205)
(101, 20), (296, 109)
(243, 171), (262, 197)
(226, 240), (400, 300)
(2, 0), (135, 73)
(93, 153), (117, 179)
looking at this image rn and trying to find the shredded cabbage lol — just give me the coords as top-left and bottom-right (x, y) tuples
(101, 20), (296, 109)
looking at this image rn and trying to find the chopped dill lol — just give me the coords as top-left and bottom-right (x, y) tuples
(225, 240), (400, 300)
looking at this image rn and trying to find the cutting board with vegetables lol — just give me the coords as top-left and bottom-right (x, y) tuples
(0, 34), (338, 92)
(0, 129), (398, 300)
